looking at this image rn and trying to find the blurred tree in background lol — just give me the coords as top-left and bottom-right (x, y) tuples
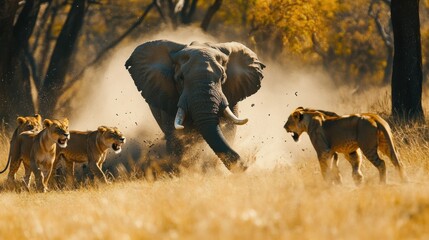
(0, 0), (226, 127)
(0, 0), (428, 130)
(391, 0), (424, 122)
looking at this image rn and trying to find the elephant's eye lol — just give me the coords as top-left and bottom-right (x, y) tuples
(176, 74), (184, 84)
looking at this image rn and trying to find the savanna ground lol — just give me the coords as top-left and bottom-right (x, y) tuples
(1, 36), (429, 238)
(2, 87), (429, 240)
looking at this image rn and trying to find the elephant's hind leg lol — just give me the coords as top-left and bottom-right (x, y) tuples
(151, 106), (186, 173)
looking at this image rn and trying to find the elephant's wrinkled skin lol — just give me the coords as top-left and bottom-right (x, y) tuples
(125, 40), (265, 172)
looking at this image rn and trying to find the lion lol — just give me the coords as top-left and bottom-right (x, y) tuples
(54, 126), (126, 187)
(14, 118), (70, 192)
(0, 114), (43, 182)
(284, 107), (407, 185)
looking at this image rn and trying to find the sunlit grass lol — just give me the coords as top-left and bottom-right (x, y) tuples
(1, 87), (429, 239)
(1, 165), (429, 239)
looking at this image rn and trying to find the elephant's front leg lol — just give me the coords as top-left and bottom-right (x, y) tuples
(165, 133), (185, 172)
(150, 106), (185, 173)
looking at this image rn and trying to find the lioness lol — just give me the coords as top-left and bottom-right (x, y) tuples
(16, 118), (70, 192)
(284, 107), (407, 185)
(54, 126), (126, 187)
(0, 114), (43, 182)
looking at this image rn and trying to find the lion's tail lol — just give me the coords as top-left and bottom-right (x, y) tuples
(375, 115), (407, 182)
(0, 137), (13, 174)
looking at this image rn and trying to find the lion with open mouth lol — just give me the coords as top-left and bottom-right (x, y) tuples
(54, 126), (126, 187)
(284, 107), (407, 185)
(15, 118), (71, 192)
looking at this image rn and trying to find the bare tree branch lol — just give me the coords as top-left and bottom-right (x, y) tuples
(61, 1), (156, 94)
(30, 0), (51, 53)
(311, 33), (327, 59)
(154, 0), (167, 21)
(368, 0), (393, 47)
(39, 0), (86, 116)
(368, 0), (394, 85)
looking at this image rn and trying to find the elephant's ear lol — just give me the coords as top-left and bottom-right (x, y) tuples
(210, 42), (265, 107)
(125, 40), (186, 114)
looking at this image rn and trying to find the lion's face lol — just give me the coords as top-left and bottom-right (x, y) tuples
(284, 108), (305, 142)
(16, 114), (43, 133)
(97, 126), (126, 154)
(44, 118), (70, 148)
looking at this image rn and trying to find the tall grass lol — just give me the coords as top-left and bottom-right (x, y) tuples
(1, 167), (429, 239)
(1, 87), (429, 239)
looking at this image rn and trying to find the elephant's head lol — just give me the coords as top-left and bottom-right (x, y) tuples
(125, 40), (265, 171)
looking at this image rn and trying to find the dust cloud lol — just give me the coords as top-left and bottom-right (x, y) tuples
(70, 27), (342, 171)
(70, 28), (218, 134)
(234, 63), (338, 169)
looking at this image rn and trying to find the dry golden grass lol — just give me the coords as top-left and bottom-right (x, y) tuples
(1, 164), (429, 239)
(2, 87), (429, 239)
(2, 147), (429, 239)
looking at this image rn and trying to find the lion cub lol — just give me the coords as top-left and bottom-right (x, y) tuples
(55, 126), (126, 187)
(284, 107), (407, 185)
(0, 114), (43, 183)
(16, 118), (70, 192)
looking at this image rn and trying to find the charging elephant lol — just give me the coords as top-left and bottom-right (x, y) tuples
(125, 40), (265, 172)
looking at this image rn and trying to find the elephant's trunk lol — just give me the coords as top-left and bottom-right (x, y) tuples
(183, 85), (247, 172)
(198, 123), (247, 172)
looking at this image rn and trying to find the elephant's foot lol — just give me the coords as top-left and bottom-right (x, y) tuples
(164, 157), (181, 176)
(218, 152), (247, 173)
(229, 161), (248, 173)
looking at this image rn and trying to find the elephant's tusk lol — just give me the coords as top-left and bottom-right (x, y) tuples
(224, 107), (248, 125)
(174, 107), (185, 130)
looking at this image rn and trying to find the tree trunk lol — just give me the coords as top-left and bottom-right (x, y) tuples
(11, 0), (41, 114)
(39, 0), (86, 118)
(0, 0), (19, 127)
(63, 1), (156, 92)
(200, 0), (222, 31)
(0, 0), (40, 128)
(391, 0), (424, 122)
(180, 0), (198, 24)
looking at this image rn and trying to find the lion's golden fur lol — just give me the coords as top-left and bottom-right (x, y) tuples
(55, 126), (125, 187)
(284, 107), (406, 185)
(12, 118), (70, 192)
(0, 114), (43, 180)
